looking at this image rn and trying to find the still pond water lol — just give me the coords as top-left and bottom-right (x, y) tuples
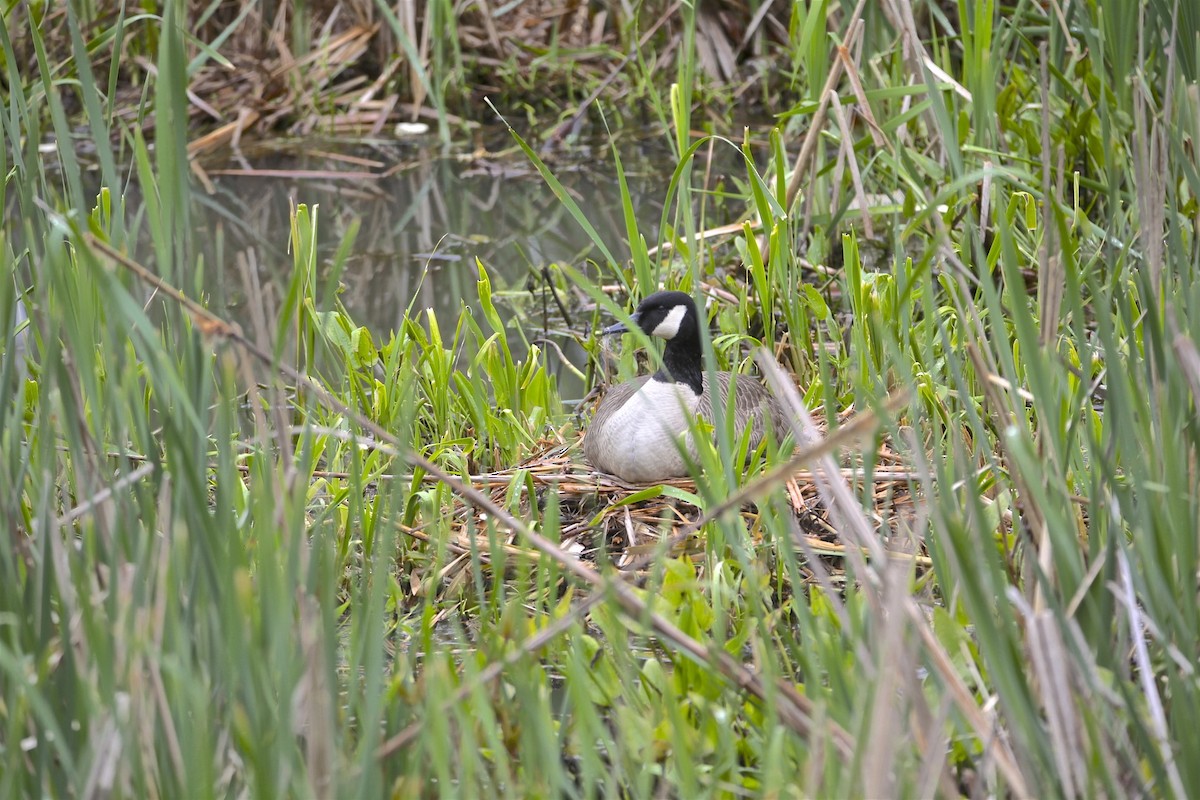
(192, 134), (747, 400)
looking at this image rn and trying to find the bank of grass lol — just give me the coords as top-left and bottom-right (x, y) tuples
(3, 1), (1200, 797)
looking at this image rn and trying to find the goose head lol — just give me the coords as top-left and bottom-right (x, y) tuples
(602, 290), (704, 394)
(602, 290), (699, 341)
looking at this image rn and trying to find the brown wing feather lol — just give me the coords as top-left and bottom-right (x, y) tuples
(694, 373), (788, 449)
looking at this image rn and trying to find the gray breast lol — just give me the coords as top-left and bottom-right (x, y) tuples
(584, 372), (789, 482)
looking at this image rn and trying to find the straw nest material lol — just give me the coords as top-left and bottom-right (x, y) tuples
(399, 410), (926, 588)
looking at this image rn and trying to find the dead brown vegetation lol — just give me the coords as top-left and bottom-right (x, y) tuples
(4, 0), (829, 158)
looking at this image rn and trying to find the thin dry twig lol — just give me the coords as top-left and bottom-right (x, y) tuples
(782, 2), (868, 213)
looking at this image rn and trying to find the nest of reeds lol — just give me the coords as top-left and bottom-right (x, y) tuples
(401, 410), (925, 595)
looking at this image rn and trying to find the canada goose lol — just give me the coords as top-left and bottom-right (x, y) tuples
(584, 290), (787, 482)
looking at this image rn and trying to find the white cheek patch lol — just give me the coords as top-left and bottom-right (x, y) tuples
(650, 304), (688, 339)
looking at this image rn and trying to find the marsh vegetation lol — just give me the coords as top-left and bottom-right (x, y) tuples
(2, 1), (1200, 797)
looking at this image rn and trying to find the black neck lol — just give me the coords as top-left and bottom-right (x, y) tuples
(654, 329), (704, 395)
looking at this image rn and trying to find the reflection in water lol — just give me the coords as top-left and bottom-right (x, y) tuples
(198, 138), (746, 400)
(202, 143), (680, 339)
(23, 136), (749, 400)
